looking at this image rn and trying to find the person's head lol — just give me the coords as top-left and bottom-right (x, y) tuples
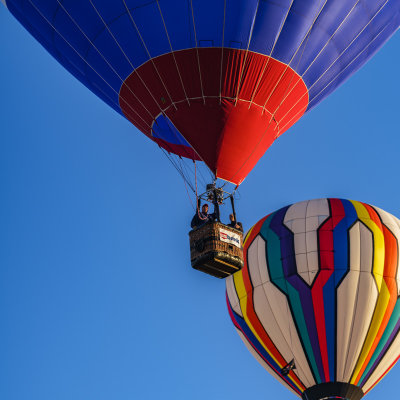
(229, 213), (235, 222)
(202, 204), (209, 214)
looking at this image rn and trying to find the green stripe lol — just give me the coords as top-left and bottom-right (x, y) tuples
(260, 215), (322, 383)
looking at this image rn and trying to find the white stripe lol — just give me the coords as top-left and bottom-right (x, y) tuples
(283, 199), (329, 286)
(336, 269), (360, 381)
(226, 275), (242, 317)
(1, 0), (6, 7)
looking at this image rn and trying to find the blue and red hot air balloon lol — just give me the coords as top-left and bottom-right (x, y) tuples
(3, 0), (400, 184)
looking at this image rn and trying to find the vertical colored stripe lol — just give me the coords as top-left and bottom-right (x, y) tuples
(350, 202), (387, 384)
(312, 199), (347, 382)
(264, 209), (323, 383)
(356, 223), (399, 384)
(332, 199), (359, 383)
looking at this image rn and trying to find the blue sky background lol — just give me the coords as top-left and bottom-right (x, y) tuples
(2, 5), (400, 400)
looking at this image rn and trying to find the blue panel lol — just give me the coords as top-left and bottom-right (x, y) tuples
(55, 0), (106, 40)
(87, 0), (126, 23)
(105, 14), (149, 70)
(83, 34), (127, 97)
(85, 27), (133, 83)
(152, 115), (191, 147)
(156, 0), (194, 51)
(307, 14), (400, 111)
(130, 2), (171, 59)
(22, 0), (58, 21)
(19, 1), (59, 51)
(323, 274), (335, 381)
(271, 0), (326, 64)
(84, 1), (151, 70)
(191, 0), (224, 47)
(7, 1), (122, 113)
(291, 1), (364, 76)
(52, 7), (97, 79)
(224, 0), (259, 49)
(249, 0), (294, 55)
(302, 0), (387, 81)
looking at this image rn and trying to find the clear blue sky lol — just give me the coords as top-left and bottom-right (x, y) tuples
(1, 6), (400, 400)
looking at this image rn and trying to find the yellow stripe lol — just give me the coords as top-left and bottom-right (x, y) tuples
(243, 225), (255, 247)
(350, 201), (385, 286)
(233, 271), (303, 391)
(350, 201), (387, 384)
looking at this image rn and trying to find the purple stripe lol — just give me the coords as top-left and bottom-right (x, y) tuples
(270, 208), (326, 382)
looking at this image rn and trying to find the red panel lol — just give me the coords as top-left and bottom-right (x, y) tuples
(312, 199), (346, 382)
(119, 48), (309, 185)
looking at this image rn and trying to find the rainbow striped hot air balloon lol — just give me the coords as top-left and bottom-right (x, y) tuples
(227, 199), (400, 400)
(2, 1), (400, 185)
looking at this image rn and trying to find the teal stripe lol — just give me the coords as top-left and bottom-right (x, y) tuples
(260, 215), (322, 383)
(359, 299), (400, 384)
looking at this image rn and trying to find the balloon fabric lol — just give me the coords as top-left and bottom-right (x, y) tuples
(3, 0), (400, 184)
(227, 199), (400, 399)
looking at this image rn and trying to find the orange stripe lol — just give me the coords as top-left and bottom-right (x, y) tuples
(354, 207), (398, 383)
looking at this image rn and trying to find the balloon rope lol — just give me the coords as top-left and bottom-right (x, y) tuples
(87, 0), (167, 120)
(56, 0), (157, 123)
(233, 0), (260, 106)
(159, 147), (195, 192)
(28, 0), (151, 132)
(183, 176), (195, 212)
(156, 1), (191, 106)
(195, 162), (207, 220)
(188, 0), (206, 104)
(247, 0), (296, 107)
(260, 0), (329, 113)
(276, 9), (391, 131)
(219, 0), (227, 104)
(268, 0), (389, 126)
(122, 0), (177, 111)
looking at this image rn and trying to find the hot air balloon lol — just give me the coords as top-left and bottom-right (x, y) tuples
(2, 1), (400, 186)
(226, 198), (400, 400)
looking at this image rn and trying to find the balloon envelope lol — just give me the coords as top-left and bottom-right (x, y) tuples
(3, 1), (400, 184)
(227, 199), (400, 399)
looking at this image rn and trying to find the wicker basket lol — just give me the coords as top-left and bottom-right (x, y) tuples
(189, 222), (244, 278)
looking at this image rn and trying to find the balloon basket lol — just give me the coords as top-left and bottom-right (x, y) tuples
(189, 222), (243, 278)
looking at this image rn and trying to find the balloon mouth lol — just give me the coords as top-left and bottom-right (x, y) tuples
(302, 382), (364, 400)
(119, 48), (309, 185)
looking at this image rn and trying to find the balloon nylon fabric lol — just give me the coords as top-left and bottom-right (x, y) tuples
(226, 199), (400, 398)
(4, 1), (400, 184)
